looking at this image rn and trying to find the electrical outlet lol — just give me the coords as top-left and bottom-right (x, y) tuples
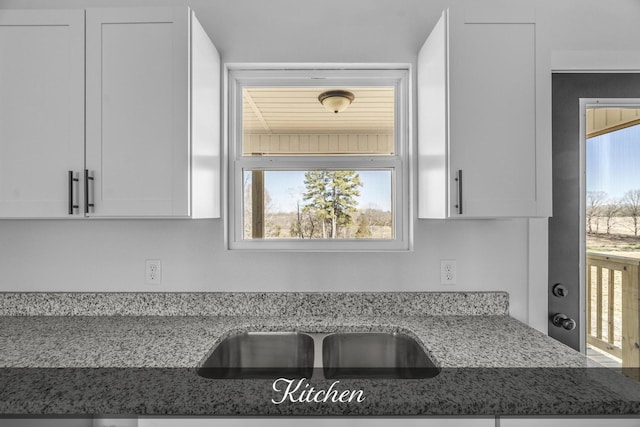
(440, 260), (457, 285)
(145, 259), (162, 285)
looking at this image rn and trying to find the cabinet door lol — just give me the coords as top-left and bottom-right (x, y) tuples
(417, 10), (449, 219)
(0, 419), (91, 427)
(501, 418), (640, 427)
(448, 17), (537, 217)
(0, 10), (85, 218)
(85, 8), (190, 217)
(418, 8), (539, 218)
(139, 417), (494, 427)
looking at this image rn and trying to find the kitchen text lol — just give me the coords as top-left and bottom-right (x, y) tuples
(271, 378), (366, 404)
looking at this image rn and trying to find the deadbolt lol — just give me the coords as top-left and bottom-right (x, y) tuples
(552, 283), (568, 298)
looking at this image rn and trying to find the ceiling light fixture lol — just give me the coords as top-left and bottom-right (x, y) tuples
(318, 90), (355, 114)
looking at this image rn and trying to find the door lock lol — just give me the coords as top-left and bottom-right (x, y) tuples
(552, 283), (568, 297)
(551, 313), (576, 331)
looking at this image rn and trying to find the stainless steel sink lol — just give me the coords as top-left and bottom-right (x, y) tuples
(197, 330), (439, 380)
(197, 332), (314, 379)
(322, 332), (440, 379)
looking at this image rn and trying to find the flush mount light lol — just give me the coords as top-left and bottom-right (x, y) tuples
(318, 90), (355, 114)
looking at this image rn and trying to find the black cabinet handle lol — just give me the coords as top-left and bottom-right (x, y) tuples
(454, 169), (463, 215)
(68, 171), (79, 215)
(84, 169), (94, 214)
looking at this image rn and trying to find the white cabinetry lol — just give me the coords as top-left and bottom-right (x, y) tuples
(500, 418), (640, 427)
(0, 420), (91, 427)
(85, 8), (219, 218)
(417, 7), (550, 218)
(138, 417), (494, 426)
(0, 10), (85, 218)
(0, 8), (220, 219)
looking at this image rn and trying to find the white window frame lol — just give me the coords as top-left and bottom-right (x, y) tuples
(226, 65), (411, 251)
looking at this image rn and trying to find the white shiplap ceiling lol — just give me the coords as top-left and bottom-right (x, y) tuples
(243, 87), (395, 134)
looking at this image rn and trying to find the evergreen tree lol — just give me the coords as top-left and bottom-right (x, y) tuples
(302, 170), (362, 238)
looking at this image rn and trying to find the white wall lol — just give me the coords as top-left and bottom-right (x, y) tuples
(0, 218), (529, 314)
(1, 0), (640, 326)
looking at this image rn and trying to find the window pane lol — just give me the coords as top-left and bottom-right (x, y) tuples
(242, 87), (395, 156)
(243, 170), (393, 240)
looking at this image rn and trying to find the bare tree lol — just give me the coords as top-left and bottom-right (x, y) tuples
(586, 191), (607, 234)
(362, 208), (392, 228)
(601, 198), (621, 234)
(622, 189), (640, 237)
(290, 201), (319, 239)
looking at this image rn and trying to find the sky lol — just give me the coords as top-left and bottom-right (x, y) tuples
(245, 170), (392, 213)
(586, 124), (640, 200)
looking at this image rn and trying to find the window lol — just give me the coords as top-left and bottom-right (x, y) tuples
(227, 67), (410, 250)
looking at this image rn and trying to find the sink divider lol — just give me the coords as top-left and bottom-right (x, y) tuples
(306, 332), (330, 380)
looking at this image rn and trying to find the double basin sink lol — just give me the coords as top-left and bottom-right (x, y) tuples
(197, 331), (440, 380)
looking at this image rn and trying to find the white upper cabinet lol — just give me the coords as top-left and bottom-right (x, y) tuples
(85, 7), (220, 218)
(0, 10), (85, 218)
(418, 6), (551, 218)
(0, 7), (220, 219)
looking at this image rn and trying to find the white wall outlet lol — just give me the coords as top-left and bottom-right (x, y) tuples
(145, 259), (161, 285)
(440, 260), (457, 285)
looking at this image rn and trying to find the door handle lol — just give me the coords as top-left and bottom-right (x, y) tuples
(84, 169), (95, 214)
(551, 313), (576, 331)
(454, 169), (463, 215)
(68, 171), (79, 215)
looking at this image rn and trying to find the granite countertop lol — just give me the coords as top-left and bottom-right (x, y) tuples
(0, 292), (639, 416)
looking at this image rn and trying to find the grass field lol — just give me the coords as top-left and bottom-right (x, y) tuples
(587, 216), (640, 254)
(247, 209), (393, 240)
